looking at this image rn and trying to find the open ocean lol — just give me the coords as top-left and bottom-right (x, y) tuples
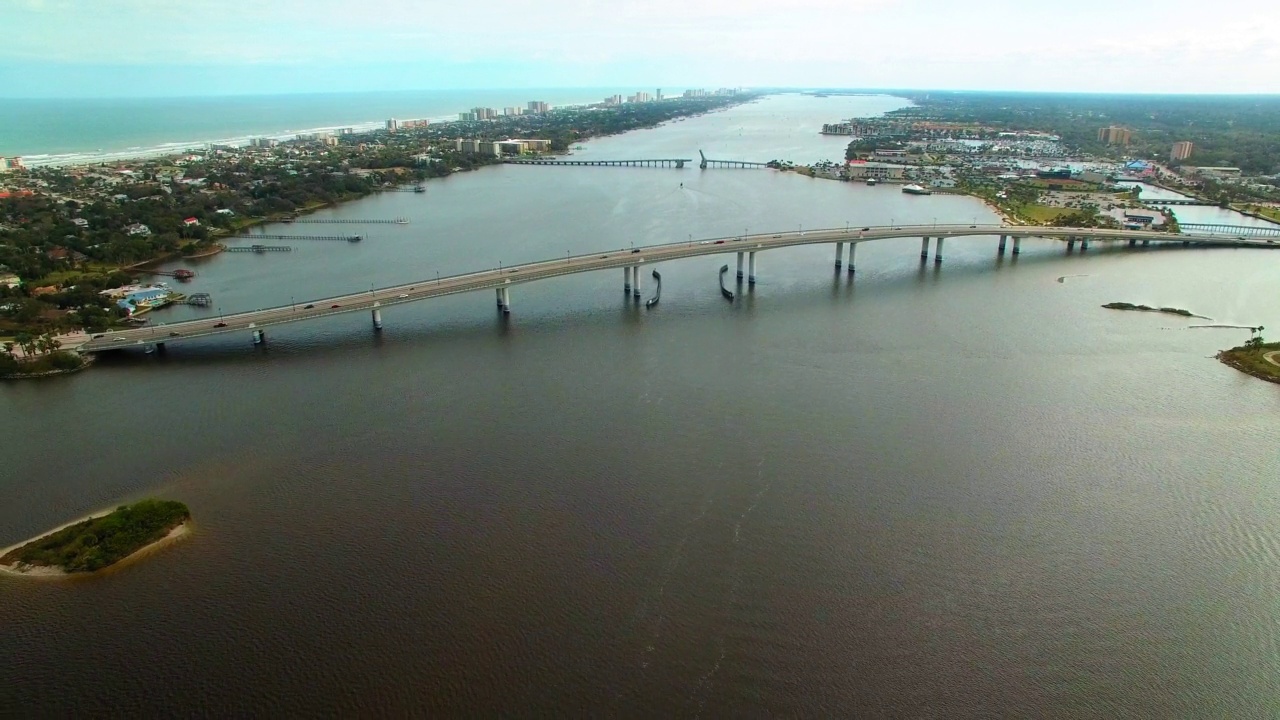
(0, 88), (651, 165)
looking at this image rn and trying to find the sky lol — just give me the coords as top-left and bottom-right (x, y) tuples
(2, 0), (1277, 98)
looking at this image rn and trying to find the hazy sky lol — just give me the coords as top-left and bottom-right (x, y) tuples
(2, 0), (1276, 97)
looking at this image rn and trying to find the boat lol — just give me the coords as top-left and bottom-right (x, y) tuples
(902, 184), (933, 195)
(395, 218), (408, 224)
(172, 269), (196, 280)
(144, 344), (156, 354)
(865, 178), (878, 186)
(412, 185), (426, 194)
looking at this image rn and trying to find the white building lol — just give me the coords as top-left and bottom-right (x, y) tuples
(844, 162), (907, 181)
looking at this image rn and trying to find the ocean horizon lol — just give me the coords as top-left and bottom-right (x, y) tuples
(0, 87), (677, 164)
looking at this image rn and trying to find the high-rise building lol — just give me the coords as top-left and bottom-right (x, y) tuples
(1170, 141), (1194, 161)
(470, 107), (496, 120)
(526, 101), (549, 114)
(656, 88), (663, 101)
(386, 118), (398, 132)
(503, 107), (521, 116)
(1097, 126), (1131, 145)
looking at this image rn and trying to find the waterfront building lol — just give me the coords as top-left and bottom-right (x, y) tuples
(458, 112), (476, 122)
(125, 223), (151, 237)
(844, 161), (907, 181)
(656, 88), (663, 101)
(0, 156), (24, 172)
(469, 107), (496, 120)
(1097, 126), (1132, 145)
(1192, 166), (1241, 179)
(1171, 141), (1194, 161)
(628, 92), (652, 103)
(503, 107), (521, 116)
(526, 101), (549, 113)
(386, 118), (398, 132)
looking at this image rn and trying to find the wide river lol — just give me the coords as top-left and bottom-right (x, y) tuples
(3, 94), (1279, 717)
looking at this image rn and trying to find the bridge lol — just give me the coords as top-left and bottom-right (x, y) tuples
(504, 158), (691, 168)
(231, 234), (362, 242)
(78, 224), (1278, 354)
(1138, 198), (1218, 206)
(699, 150), (769, 169)
(1177, 223), (1280, 237)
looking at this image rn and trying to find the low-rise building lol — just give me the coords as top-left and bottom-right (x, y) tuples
(844, 161), (907, 181)
(125, 223), (151, 236)
(0, 272), (21, 289)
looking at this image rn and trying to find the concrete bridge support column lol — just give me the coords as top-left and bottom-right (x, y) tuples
(501, 287), (511, 313)
(1128, 238), (1136, 247)
(372, 307), (383, 330)
(835, 242), (844, 268)
(1081, 237), (1090, 251)
(748, 252), (757, 285)
(920, 237), (930, 260)
(1067, 238), (1075, 251)
(736, 252), (745, 280)
(847, 243), (857, 274)
(1012, 237), (1023, 255)
(633, 267), (642, 299)
(252, 329), (265, 345)
(1142, 239), (1150, 246)
(624, 266), (632, 292)
(998, 235), (1007, 255)
(496, 288), (505, 308)
(934, 237), (945, 264)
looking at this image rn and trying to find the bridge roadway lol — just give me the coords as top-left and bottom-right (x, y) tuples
(79, 224), (1278, 353)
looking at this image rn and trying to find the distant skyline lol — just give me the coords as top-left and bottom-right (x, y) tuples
(3, 0), (1277, 98)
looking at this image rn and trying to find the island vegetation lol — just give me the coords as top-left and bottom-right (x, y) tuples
(1217, 327), (1280, 385)
(1, 499), (190, 574)
(1102, 302), (1196, 317)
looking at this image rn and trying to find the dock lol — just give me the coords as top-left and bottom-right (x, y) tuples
(285, 218), (407, 225)
(225, 245), (293, 253)
(230, 234), (361, 242)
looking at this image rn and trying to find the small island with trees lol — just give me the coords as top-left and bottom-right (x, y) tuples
(1102, 302), (1199, 317)
(1218, 327), (1280, 385)
(0, 499), (190, 577)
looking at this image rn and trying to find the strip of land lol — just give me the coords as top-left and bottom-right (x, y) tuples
(1, 499), (190, 577)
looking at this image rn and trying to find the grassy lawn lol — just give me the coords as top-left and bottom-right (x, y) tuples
(1235, 204), (1280, 223)
(1219, 341), (1280, 382)
(1014, 203), (1068, 223)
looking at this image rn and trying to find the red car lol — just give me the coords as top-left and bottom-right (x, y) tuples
(714, 240), (725, 244)
(330, 304), (341, 309)
(214, 322), (227, 328)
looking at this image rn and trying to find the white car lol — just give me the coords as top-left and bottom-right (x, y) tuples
(398, 293), (409, 298)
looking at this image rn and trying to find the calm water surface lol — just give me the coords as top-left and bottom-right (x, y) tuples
(3, 94), (1279, 717)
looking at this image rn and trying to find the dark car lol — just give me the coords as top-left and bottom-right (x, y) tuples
(861, 227), (870, 231)
(630, 248), (640, 254)
(169, 331), (181, 337)
(330, 304), (341, 309)
(969, 225), (977, 228)
(714, 240), (725, 244)
(214, 322), (227, 328)
(92, 334), (104, 339)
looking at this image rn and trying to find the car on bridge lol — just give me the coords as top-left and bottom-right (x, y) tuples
(330, 304), (341, 309)
(304, 304), (314, 309)
(213, 322), (227, 328)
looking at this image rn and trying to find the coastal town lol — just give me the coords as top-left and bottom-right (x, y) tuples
(3, 90), (1280, 380)
(0, 89), (746, 374)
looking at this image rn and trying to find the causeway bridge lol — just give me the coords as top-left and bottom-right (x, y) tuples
(1138, 198), (1219, 206)
(78, 224), (1278, 353)
(699, 150), (769, 169)
(1177, 222), (1280, 237)
(504, 158), (691, 168)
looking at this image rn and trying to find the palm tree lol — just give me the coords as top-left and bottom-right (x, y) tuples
(2, 342), (13, 358)
(14, 332), (33, 359)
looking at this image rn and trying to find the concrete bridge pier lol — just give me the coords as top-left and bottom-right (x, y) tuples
(920, 237), (930, 260)
(1142, 239), (1150, 246)
(496, 288), (505, 308)
(998, 235), (1007, 255)
(624, 266), (632, 292)
(748, 252), (757, 284)
(847, 243), (857, 274)
(1128, 238), (1136, 247)
(632, 267), (642, 299)
(156, 342), (166, 353)
(835, 242), (844, 268)
(252, 329), (265, 345)
(934, 236), (945, 264)
(1067, 238), (1075, 251)
(1081, 237), (1090, 251)
(1012, 237), (1023, 255)
(372, 307), (383, 330)
(500, 287), (511, 314)
(736, 252), (745, 280)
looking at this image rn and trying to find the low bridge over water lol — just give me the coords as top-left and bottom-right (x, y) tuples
(505, 158), (691, 168)
(1177, 223), (1280, 237)
(79, 224), (1278, 354)
(699, 150), (769, 169)
(1139, 198), (1219, 206)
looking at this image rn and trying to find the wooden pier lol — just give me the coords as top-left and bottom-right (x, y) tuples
(225, 245), (293, 253)
(285, 218), (407, 225)
(231, 234), (362, 242)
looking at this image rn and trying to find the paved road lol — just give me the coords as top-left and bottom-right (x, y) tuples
(79, 224), (1278, 352)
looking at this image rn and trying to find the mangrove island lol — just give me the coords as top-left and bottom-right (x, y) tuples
(1, 499), (190, 576)
(1218, 327), (1280, 385)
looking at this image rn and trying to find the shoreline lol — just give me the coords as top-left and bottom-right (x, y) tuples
(0, 519), (190, 579)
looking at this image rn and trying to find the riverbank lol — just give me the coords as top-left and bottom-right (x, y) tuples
(0, 499), (191, 577)
(0, 351), (92, 380)
(1217, 341), (1280, 385)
